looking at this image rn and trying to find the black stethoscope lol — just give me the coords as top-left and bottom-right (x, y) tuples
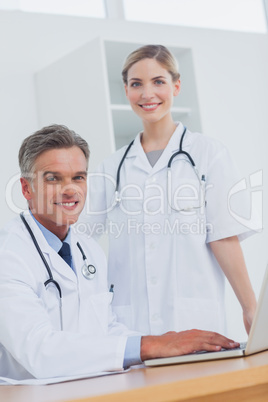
(114, 126), (206, 211)
(20, 212), (96, 330)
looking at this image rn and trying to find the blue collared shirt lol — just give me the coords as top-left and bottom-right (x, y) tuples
(30, 211), (75, 272)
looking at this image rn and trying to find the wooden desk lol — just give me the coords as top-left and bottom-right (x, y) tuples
(1, 351), (268, 402)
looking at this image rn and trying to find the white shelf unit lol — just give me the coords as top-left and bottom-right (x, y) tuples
(110, 104), (192, 113)
(35, 38), (202, 167)
(104, 40), (202, 149)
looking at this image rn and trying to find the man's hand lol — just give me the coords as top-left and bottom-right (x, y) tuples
(140, 329), (240, 361)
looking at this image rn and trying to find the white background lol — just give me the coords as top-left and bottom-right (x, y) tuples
(0, 5), (267, 341)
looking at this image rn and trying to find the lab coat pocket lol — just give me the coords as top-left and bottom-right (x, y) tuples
(168, 177), (205, 216)
(112, 305), (132, 329)
(176, 297), (221, 333)
(90, 292), (113, 335)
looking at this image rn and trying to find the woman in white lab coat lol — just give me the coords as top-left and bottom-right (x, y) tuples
(88, 45), (258, 336)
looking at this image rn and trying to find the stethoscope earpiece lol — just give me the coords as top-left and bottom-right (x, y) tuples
(114, 191), (121, 204)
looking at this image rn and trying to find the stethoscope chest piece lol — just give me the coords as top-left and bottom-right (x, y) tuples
(77, 241), (96, 280)
(82, 263), (96, 280)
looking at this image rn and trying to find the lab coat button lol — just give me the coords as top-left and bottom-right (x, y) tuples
(152, 313), (159, 321)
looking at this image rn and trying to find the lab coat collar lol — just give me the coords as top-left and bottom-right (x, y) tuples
(29, 209), (63, 253)
(129, 134), (152, 174)
(21, 211), (77, 282)
(124, 122), (191, 175)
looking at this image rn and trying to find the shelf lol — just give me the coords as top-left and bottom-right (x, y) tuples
(110, 104), (191, 115)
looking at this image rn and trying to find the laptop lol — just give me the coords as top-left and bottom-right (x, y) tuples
(145, 264), (268, 367)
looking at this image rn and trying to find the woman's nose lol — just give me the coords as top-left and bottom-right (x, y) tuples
(141, 84), (154, 99)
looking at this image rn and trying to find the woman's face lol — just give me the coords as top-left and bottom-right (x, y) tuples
(125, 58), (180, 125)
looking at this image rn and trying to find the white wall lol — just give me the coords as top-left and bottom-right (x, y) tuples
(35, 38), (115, 170)
(0, 73), (39, 224)
(0, 10), (267, 340)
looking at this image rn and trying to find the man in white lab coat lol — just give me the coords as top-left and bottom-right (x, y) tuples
(0, 125), (239, 381)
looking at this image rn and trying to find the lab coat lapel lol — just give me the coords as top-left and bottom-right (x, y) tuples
(22, 212), (77, 282)
(69, 232), (86, 280)
(124, 133), (151, 174)
(48, 248), (77, 282)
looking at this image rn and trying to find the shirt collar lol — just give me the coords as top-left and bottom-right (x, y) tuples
(29, 210), (71, 253)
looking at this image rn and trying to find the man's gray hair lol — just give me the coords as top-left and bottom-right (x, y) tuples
(19, 124), (90, 179)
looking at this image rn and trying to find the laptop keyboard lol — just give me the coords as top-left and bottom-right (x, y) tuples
(235, 341), (247, 350)
(217, 341), (247, 353)
(195, 342), (247, 355)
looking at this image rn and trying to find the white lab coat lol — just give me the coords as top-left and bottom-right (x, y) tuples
(88, 122), (259, 336)
(0, 212), (137, 381)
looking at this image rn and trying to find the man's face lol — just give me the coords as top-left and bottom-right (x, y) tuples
(21, 146), (87, 240)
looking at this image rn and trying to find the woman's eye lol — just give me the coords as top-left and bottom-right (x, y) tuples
(131, 82), (141, 88)
(155, 80), (165, 85)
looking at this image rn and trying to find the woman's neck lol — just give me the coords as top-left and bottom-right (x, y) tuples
(141, 117), (177, 153)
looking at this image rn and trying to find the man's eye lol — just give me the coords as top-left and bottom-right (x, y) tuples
(74, 176), (86, 181)
(46, 176), (57, 182)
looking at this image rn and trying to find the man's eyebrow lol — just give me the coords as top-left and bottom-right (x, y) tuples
(74, 171), (88, 176)
(42, 171), (59, 177)
(42, 171), (88, 177)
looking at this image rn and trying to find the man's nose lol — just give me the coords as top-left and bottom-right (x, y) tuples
(60, 182), (77, 196)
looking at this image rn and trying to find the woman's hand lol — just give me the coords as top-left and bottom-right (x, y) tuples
(210, 236), (257, 335)
(243, 307), (256, 334)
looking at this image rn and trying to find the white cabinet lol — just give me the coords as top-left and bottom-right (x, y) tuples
(35, 37), (115, 170)
(35, 38), (202, 168)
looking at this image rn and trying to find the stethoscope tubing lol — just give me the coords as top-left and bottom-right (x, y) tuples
(20, 213), (61, 294)
(115, 125), (204, 200)
(116, 127), (195, 190)
(167, 127), (195, 168)
(115, 139), (134, 193)
(20, 212), (96, 330)
(20, 212), (64, 330)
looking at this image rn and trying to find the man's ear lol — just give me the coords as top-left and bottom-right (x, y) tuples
(20, 177), (33, 201)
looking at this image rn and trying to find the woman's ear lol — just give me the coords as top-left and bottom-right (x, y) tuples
(173, 79), (181, 97)
(124, 83), (129, 98)
(20, 177), (33, 201)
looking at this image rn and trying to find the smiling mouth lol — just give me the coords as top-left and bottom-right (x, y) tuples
(139, 103), (161, 110)
(55, 201), (79, 207)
